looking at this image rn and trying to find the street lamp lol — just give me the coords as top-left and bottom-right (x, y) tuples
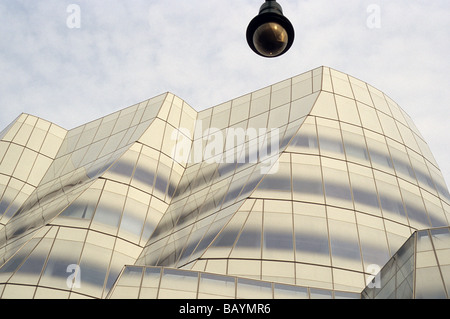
(246, 0), (295, 58)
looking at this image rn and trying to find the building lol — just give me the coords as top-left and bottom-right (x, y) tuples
(0, 66), (448, 299)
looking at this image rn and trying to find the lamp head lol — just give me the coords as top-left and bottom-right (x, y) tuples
(246, 1), (294, 58)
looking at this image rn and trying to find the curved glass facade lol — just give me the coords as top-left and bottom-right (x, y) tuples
(0, 67), (448, 299)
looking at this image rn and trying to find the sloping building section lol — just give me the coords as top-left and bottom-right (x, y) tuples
(135, 69), (321, 270)
(0, 66), (449, 299)
(0, 115), (66, 228)
(362, 226), (450, 299)
(0, 92), (191, 298)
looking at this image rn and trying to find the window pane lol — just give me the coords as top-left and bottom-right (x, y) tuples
(349, 167), (381, 215)
(92, 188), (126, 231)
(415, 267), (447, 299)
(288, 122), (318, 154)
(263, 212), (293, 260)
(237, 278), (272, 299)
(231, 212), (262, 259)
(0, 239), (41, 282)
(40, 240), (83, 290)
(274, 283), (308, 299)
(310, 288), (332, 299)
(59, 189), (101, 219)
(375, 175), (407, 224)
(430, 228), (450, 250)
(160, 268), (198, 293)
(294, 215), (330, 265)
(358, 225), (390, 269)
(141, 267), (162, 288)
(328, 219), (361, 270)
(292, 162), (324, 203)
(199, 273), (235, 298)
(322, 164), (352, 209)
(341, 126), (369, 164)
(399, 184), (430, 229)
(78, 243), (113, 297)
(120, 266), (144, 286)
(317, 123), (344, 158)
(12, 238), (54, 285)
(119, 192), (149, 241)
(365, 133), (394, 172)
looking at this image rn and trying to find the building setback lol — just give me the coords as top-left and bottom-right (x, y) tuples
(0, 66), (448, 299)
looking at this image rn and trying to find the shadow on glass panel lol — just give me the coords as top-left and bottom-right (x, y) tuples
(264, 231), (293, 251)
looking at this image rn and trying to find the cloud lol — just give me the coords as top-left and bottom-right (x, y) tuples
(0, 0), (449, 186)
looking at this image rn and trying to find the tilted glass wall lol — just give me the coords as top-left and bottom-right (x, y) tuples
(107, 265), (360, 299)
(362, 226), (450, 299)
(134, 67), (449, 295)
(0, 92), (198, 298)
(0, 66), (449, 299)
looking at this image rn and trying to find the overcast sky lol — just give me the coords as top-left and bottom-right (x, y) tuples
(0, 0), (449, 187)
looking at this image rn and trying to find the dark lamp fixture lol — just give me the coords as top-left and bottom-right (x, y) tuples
(246, 0), (295, 58)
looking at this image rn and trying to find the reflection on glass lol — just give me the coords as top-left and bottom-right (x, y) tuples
(329, 219), (361, 269)
(108, 160), (135, 180)
(366, 136), (394, 170)
(234, 229), (261, 250)
(257, 176), (291, 192)
(322, 167), (352, 205)
(134, 166), (155, 188)
(310, 288), (332, 299)
(293, 177), (322, 197)
(160, 268), (199, 292)
(290, 125), (318, 151)
(92, 190), (125, 229)
(59, 189), (101, 219)
(237, 278), (272, 298)
(401, 189), (430, 227)
(40, 240), (83, 289)
(295, 223), (329, 262)
(119, 197), (147, 240)
(264, 231), (293, 251)
(14, 239), (53, 281)
(0, 239), (40, 281)
(415, 267), (447, 299)
(274, 283), (308, 299)
(141, 267), (162, 288)
(199, 273), (235, 298)
(120, 266), (144, 286)
(319, 135), (344, 156)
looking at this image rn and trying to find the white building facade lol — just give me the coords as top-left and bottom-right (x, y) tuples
(0, 66), (448, 299)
